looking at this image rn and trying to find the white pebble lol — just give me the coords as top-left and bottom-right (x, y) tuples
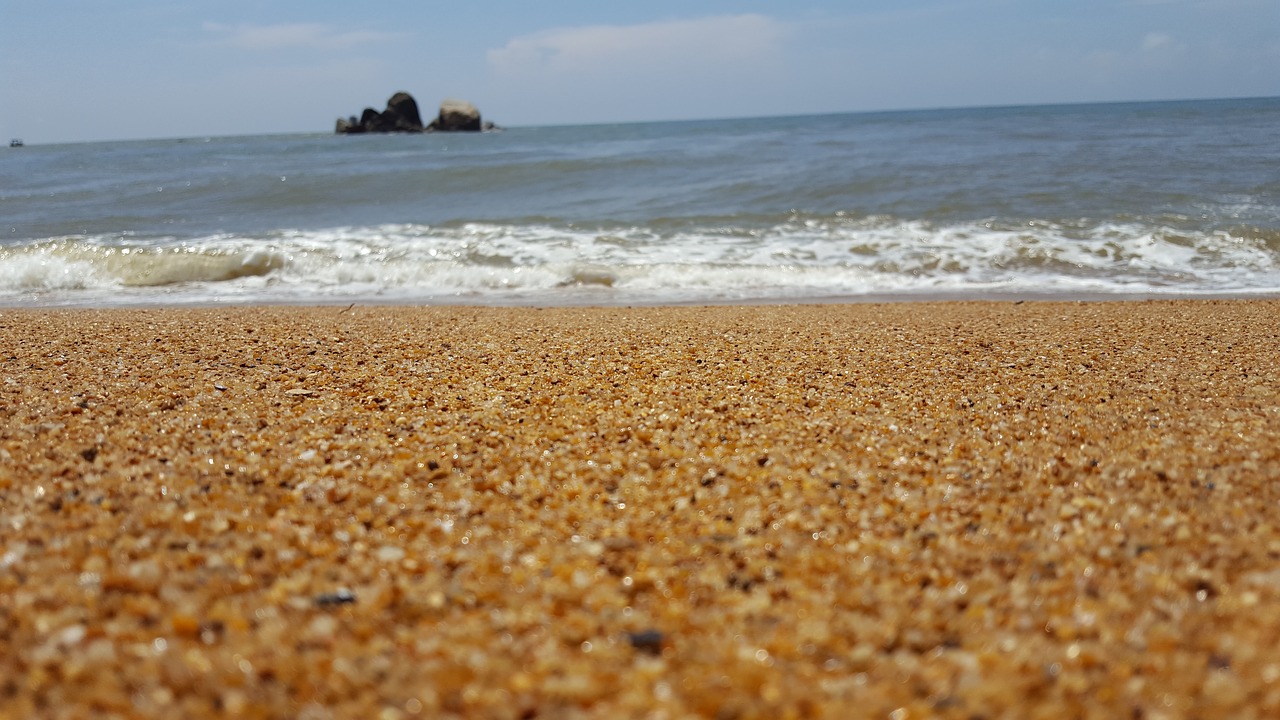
(376, 546), (406, 562)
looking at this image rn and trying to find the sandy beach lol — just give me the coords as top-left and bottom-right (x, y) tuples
(2, 299), (1279, 718)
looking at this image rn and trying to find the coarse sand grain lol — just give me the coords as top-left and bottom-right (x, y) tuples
(2, 300), (1280, 718)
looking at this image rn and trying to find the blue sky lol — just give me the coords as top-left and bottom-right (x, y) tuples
(2, 0), (1277, 143)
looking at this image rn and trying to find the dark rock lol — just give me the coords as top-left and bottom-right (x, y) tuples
(359, 107), (382, 128)
(384, 92), (424, 130)
(628, 629), (665, 654)
(336, 92), (426, 134)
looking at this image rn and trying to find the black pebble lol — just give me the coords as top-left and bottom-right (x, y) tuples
(628, 629), (665, 654)
(313, 589), (357, 607)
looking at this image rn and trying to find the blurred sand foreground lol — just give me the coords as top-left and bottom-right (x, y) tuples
(2, 300), (1279, 718)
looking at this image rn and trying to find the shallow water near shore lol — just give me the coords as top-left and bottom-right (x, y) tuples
(3, 97), (1279, 306)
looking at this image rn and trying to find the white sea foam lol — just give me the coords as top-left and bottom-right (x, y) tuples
(1, 217), (1277, 307)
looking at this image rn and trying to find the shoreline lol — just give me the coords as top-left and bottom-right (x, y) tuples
(4, 286), (1280, 311)
(3, 299), (1279, 717)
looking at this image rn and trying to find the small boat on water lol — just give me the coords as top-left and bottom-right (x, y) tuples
(9, 139), (22, 148)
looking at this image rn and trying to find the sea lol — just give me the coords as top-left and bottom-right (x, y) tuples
(2, 97), (1278, 307)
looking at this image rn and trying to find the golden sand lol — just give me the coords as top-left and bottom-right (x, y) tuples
(2, 300), (1279, 719)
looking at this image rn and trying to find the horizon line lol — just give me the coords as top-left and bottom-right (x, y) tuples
(10, 93), (1278, 147)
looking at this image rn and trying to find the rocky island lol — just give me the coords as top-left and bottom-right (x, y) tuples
(335, 92), (495, 134)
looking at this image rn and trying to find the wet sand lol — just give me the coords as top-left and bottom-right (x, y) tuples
(2, 300), (1279, 718)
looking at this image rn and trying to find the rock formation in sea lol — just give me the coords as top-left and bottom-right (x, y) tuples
(336, 92), (423, 134)
(428, 99), (482, 132)
(336, 93), (495, 134)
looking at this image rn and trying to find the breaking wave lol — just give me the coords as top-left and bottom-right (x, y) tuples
(2, 214), (1277, 306)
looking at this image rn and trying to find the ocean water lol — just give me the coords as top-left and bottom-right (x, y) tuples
(2, 97), (1279, 307)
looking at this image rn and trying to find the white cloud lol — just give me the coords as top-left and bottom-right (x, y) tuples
(1142, 32), (1175, 51)
(487, 15), (787, 77)
(481, 14), (794, 124)
(202, 22), (404, 51)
